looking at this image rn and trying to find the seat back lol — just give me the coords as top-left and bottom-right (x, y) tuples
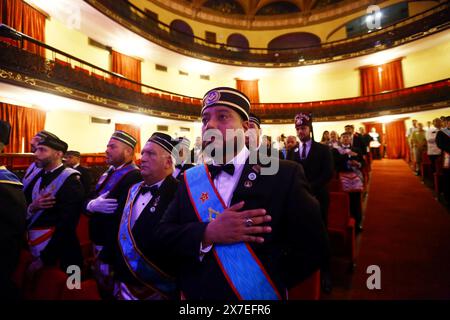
(328, 191), (351, 231)
(288, 270), (321, 300)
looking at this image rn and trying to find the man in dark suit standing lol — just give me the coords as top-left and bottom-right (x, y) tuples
(0, 120), (26, 300)
(156, 87), (329, 300)
(25, 133), (84, 275)
(64, 150), (93, 195)
(345, 124), (367, 156)
(113, 133), (180, 300)
(287, 113), (334, 293)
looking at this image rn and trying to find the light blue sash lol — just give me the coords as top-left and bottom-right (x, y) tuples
(184, 164), (281, 300)
(95, 163), (139, 195)
(23, 162), (41, 190)
(0, 166), (22, 186)
(118, 182), (176, 298)
(29, 167), (79, 228)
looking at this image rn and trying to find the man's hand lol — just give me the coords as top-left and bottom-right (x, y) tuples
(202, 201), (272, 246)
(87, 191), (118, 214)
(29, 192), (56, 213)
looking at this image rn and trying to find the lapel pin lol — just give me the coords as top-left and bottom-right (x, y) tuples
(294, 148), (299, 152)
(244, 180), (253, 188)
(248, 172), (257, 181)
(150, 207), (156, 212)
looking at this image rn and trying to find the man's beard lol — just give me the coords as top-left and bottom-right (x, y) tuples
(35, 157), (51, 168)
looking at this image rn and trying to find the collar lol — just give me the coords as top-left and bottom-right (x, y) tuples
(142, 178), (165, 190)
(44, 163), (64, 174)
(73, 163), (80, 169)
(300, 139), (312, 147)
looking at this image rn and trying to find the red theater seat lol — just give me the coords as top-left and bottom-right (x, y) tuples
(24, 267), (68, 300)
(61, 279), (101, 300)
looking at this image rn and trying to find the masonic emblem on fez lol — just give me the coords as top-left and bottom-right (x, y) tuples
(200, 192), (209, 203)
(204, 90), (221, 107)
(295, 113), (311, 126)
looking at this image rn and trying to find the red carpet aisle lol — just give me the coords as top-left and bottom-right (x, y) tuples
(349, 159), (450, 299)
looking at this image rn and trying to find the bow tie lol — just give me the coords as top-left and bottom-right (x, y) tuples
(208, 164), (235, 179)
(140, 185), (159, 196)
(175, 164), (183, 169)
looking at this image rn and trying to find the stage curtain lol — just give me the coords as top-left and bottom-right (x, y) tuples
(115, 123), (141, 156)
(1, 103), (46, 153)
(0, 0), (45, 55)
(236, 79), (260, 104)
(360, 59), (404, 95)
(385, 120), (407, 159)
(112, 50), (141, 92)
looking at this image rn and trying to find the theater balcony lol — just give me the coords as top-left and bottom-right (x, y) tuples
(85, 0), (449, 67)
(0, 26), (448, 123)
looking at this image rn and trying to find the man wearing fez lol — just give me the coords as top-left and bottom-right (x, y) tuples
(0, 121), (26, 300)
(64, 150), (93, 195)
(85, 130), (142, 297)
(287, 112), (334, 293)
(173, 137), (195, 181)
(24, 132), (84, 275)
(113, 133), (180, 300)
(156, 87), (329, 300)
(22, 130), (59, 191)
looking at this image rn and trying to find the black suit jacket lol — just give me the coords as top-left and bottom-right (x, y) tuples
(86, 164), (142, 251)
(156, 158), (329, 300)
(113, 175), (179, 288)
(352, 133), (367, 155)
(74, 165), (92, 196)
(0, 179), (26, 300)
(174, 163), (195, 181)
(25, 166), (84, 269)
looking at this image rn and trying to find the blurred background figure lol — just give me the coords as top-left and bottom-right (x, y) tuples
(64, 150), (93, 195)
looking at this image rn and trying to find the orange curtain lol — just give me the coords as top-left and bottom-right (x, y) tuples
(360, 59), (404, 95)
(385, 120), (407, 159)
(112, 50), (141, 92)
(1, 103), (46, 153)
(1, 0), (45, 55)
(115, 123), (141, 156)
(236, 79), (260, 104)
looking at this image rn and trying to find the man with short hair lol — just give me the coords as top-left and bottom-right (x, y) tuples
(25, 132), (84, 275)
(64, 150), (93, 195)
(113, 132), (180, 300)
(344, 124), (366, 156)
(0, 121), (26, 300)
(85, 130), (142, 297)
(156, 87), (329, 300)
(425, 118), (442, 176)
(411, 123), (427, 175)
(285, 135), (298, 153)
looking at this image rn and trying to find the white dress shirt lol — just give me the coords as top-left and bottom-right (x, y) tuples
(130, 179), (164, 228)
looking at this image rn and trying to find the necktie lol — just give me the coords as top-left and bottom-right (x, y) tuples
(140, 185), (159, 196)
(301, 143), (307, 159)
(208, 164), (235, 179)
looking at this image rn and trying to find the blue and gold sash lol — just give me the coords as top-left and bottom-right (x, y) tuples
(95, 163), (139, 195)
(23, 162), (41, 190)
(184, 164), (281, 300)
(118, 182), (176, 298)
(0, 166), (23, 187)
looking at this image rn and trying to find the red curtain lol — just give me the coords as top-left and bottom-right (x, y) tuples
(236, 79), (260, 104)
(115, 123), (141, 155)
(0, 103), (46, 153)
(0, 0), (45, 56)
(112, 50), (141, 92)
(385, 120), (408, 159)
(360, 59), (404, 95)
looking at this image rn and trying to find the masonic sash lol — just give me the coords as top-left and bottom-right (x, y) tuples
(95, 163), (139, 195)
(118, 182), (176, 298)
(184, 164), (281, 300)
(0, 166), (23, 186)
(23, 162), (41, 190)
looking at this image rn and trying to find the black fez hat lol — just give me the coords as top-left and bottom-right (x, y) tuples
(249, 113), (261, 128)
(38, 134), (68, 153)
(295, 112), (313, 128)
(202, 87), (250, 120)
(65, 150), (81, 157)
(0, 120), (11, 146)
(148, 132), (177, 154)
(36, 130), (58, 140)
(111, 130), (137, 149)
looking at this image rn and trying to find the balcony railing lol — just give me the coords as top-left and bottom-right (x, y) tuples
(86, 0), (449, 67)
(0, 26), (448, 123)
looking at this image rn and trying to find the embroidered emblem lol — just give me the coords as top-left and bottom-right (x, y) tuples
(208, 207), (221, 221)
(203, 90), (221, 107)
(200, 192), (209, 203)
(244, 180), (253, 188)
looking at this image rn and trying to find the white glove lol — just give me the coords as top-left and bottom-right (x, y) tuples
(87, 191), (118, 214)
